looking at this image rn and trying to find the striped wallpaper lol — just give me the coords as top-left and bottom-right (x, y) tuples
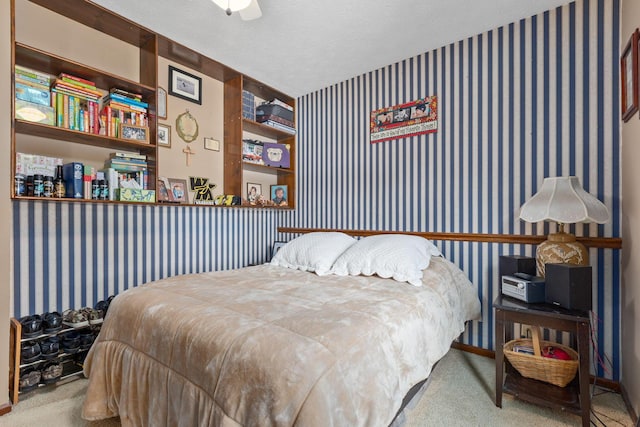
(11, 0), (622, 381)
(12, 202), (283, 317)
(283, 0), (621, 379)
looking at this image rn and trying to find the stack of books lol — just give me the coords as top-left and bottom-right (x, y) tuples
(101, 89), (149, 138)
(103, 152), (149, 193)
(51, 73), (102, 133)
(257, 99), (295, 134)
(14, 66), (55, 125)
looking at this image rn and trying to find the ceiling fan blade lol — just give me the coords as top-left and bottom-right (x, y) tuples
(239, 0), (262, 20)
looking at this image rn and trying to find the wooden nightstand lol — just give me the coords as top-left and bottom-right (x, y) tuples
(494, 295), (591, 427)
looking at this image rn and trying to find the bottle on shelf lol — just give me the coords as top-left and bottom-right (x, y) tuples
(54, 165), (65, 198)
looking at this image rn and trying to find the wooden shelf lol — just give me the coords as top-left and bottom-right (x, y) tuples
(503, 368), (581, 414)
(12, 195), (155, 206)
(242, 162), (294, 175)
(15, 120), (156, 152)
(242, 118), (296, 141)
(15, 43), (156, 100)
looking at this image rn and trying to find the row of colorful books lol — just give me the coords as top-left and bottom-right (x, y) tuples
(14, 65), (149, 139)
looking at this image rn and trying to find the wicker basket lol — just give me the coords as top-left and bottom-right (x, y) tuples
(503, 326), (579, 387)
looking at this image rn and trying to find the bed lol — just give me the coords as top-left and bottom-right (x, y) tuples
(82, 233), (481, 426)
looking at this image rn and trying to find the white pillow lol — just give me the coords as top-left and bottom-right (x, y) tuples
(330, 234), (441, 286)
(270, 232), (357, 275)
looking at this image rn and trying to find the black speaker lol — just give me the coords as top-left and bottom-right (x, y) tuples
(499, 255), (536, 278)
(544, 263), (592, 311)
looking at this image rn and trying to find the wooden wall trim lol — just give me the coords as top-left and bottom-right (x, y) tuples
(0, 403), (11, 416)
(277, 227), (622, 249)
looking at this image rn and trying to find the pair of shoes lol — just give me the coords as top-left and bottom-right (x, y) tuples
(42, 312), (63, 333)
(40, 336), (60, 359)
(95, 295), (115, 318)
(62, 309), (88, 328)
(40, 361), (63, 384)
(20, 341), (41, 364)
(18, 368), (41, 392)
(20, 315), (42, 338)
(60, 332), (81, 354)
(78, 329), (96, 351)
(81, 307), (104, 325)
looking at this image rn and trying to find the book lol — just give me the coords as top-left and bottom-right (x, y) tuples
(108, 93), (149, 108)
(15, 75), (50, 91)
(262, 119), (296, 134)
(59, 72), (95, 88)
(112, 152), (146, 160)
(110, 88), (142, 100)
(15, 66), (50, 84)
(15, 82), (51, 106)
(54, 79), (102, 97)
(269, 98), (294, 112)
(62, 162), (84, 198)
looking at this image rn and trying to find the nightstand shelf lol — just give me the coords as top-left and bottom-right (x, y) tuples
(494, 295), (591, 427)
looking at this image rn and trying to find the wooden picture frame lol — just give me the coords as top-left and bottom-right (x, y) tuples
(157, 177), (175, 203)
(157, 87), (168, 119)
(169, 65), (202, 105)
(168, 178), (189, 204)
(158, 124), (171, 148)
(119, 123), (149, 143)
(270, 184), (288, 207)
(247, 182), (262, 203)
(621, 29), (639, 122)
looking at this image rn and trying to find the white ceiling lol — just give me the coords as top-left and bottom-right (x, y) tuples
(93, 0), (573, 97)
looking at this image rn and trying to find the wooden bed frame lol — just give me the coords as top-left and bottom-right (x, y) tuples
(277, 227), (622, 249)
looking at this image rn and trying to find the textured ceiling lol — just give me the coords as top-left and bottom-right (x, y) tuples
(93, 0), (573, 97)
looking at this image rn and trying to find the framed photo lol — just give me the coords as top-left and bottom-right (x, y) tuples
(621, 29), (639, 122)
(119, 123), (149, 143)
(169, 65), (202, 105)
(271, 241), (286, 260)
(270, 184), (288, 207)
(157, 87), (167, 119)
(157, 124), (171, 148)
(168, 178), (189, 204)
(204, 137), (220, 151)
(247, 182), (262, 203)
(157, 177), (174, 202)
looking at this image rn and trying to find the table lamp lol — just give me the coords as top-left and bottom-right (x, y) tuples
(519, 176), (609, 277)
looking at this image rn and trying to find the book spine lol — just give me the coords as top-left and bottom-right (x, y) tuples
(59, 72), (95, 87)
(74, 97), (81, 131)
(68, 96), (76, 130)
(60, 77), (97, 91)
(15, 76), (50, 90)
(109, 93), (148, 108)
(63, 95), (69, 129)
(88, 102), (94, 133)
(113, 152), (147, 160)
(93, 102), (100, 135)
(56, 93), (63, 127)
(106, 106), (112, 136)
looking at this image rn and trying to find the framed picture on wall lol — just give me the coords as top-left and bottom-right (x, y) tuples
(169, 66), (202, 105)
(157, 87), (168, 119)
(621, 29), (639, 122)
(157, 124), (171, 148)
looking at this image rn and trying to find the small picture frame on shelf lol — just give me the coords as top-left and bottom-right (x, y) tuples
(157, 87), (168, 119)
(271, 241), (287, 260)
(120, 124), (149, 143)
(270, 185), (288, 207)
(168, 178), (189, 204)
(158, 124), (171, 148)
(247, 182), (262, 204)
(169, 65), (202, 105)
(157, 177), (175, 202)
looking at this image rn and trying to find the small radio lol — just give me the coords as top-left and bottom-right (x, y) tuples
(501, 273), (546, 303)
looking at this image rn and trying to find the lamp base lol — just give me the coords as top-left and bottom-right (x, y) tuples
(536, 232), (589, 277)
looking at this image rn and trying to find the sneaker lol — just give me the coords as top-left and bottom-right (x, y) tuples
(82, 307), (104, 325)
(19, 368), (41, 392)
(41, 361), (63, 384)
(61, 332), (80, 354)
(62, 309), (88, 328)
(20, 315), (43, 339)
(20, 341), (41, 364)
(42, 311), (63, 333)
(40, 337), (60, 360)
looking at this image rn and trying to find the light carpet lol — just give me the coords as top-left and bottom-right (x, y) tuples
(0, 349), (632, 426)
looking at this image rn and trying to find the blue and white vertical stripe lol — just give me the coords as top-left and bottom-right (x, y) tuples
(12, 201), (283, 318)
(286, 0), (621, 379)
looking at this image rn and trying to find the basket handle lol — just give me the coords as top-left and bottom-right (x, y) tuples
(531, 326), (542, 357)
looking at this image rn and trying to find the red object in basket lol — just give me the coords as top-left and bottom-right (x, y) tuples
(542, 346), (572, 360)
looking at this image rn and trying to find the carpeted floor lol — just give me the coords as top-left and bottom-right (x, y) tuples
(0, 349), (633, 426)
